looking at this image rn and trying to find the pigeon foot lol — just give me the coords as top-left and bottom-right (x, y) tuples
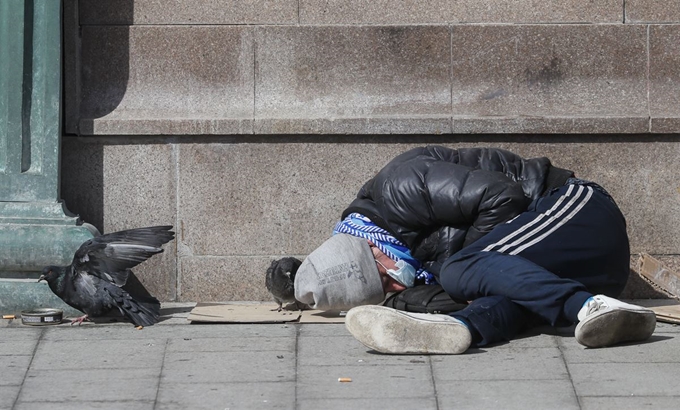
(70, 315), (90, 326)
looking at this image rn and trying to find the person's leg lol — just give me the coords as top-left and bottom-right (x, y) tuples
(439, 182), (655, 347)
(451, 296), (540, 346)
(486, 182), (631, 298)
(440, 183), (626, 325)
(442, 250), (592, 326)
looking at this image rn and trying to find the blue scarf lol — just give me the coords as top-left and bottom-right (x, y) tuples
(333, 213), (437, 285)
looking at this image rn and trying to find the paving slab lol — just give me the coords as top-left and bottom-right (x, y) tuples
(298, 332), (430, 367)
(0, 338), (39, 356)
(298, 397), (438, 410)
(157, 381), (295, 410)
(13, 401), (155, 410)
(1, 302), (679, 409)
(580, 396), (680, 410)
(297, 362), (434, 399)
(0, 386), (19, 410)
(29, 338), (165, 370)
(569, 362), (680, 396)
(0, 356), (31, 387)
(436, 379), (579, 410)
(162, 350), (295, 383)
(17, 368), (160, 403)
(431, 345), (569, 381)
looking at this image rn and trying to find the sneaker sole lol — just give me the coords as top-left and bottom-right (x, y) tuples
(345, 305), (471, 354)
(575, 308), (656, 348)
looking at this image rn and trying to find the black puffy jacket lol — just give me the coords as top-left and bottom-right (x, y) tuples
(342, 146), (574, 276)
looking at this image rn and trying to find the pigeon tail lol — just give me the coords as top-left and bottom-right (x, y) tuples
(106, 287), (161, 327)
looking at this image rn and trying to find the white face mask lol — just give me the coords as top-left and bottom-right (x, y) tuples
(377, 259), (416, 288)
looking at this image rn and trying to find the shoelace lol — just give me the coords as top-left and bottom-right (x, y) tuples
(585, 297), (606, 316)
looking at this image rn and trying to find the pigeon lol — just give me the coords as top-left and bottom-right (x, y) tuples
(265, 257), (308, 312)
(39, 225), (175, 327)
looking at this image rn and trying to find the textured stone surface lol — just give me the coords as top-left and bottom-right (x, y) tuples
(471, 139), (680, 255)
(451, 117), (649, 134)
(254, 26), (451, 119)
(157, 382), (296, 410)
(179, 256), (276, 302)
(652, 118), (680, 133)
(19, 368), (159, 403)
(82, 118), (254, 136)
(570, 363), (680, 396)
(79, 0), (298, 25)
(61, 138), (680, 301)
(300, 0), (623, 24)
(162, 350), (295, 383)
(176, 143), (378, 256)
(626, 1), (680, 22)
(254, 117), (452, 135)
(436, 380), (579, 410)
(450, 25), (648, 119)
(650, 25), (680, 133)
(77, 0), (626, 25)
(78, 26), (254, 135)
(432, 347), (569, 380)
(4, 321), (680, 410)
(69, 21), (673, 135)
(297, 363), (434, 399)
(60, 139), (177, 301)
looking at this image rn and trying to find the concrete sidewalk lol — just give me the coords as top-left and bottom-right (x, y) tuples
(2, 302), (680, 410)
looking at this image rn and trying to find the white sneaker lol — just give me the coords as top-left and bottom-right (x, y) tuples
(345, 305), (471, 354)
(575, 295), (656, 348)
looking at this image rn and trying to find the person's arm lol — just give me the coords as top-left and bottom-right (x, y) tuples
(457, 168), (530, 246)
(376, 161), (530, 248)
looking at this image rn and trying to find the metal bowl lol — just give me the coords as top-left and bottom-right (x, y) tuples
(21, 308), (64, 326)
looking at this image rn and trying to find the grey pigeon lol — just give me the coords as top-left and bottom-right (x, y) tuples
(265, 257), (307, 311)
(39, 225), (175, 327)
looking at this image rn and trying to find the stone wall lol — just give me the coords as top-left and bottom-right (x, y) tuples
(61, 1), (680, 302)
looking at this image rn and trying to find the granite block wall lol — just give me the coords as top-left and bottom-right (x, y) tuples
(64, 0), (680, 135)
(60, 1), (680, 301)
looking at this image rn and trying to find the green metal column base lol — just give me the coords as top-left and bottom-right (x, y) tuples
(0, 279), (83, 317)
(0, 2), (98, 317)
(0, 202), (100, 315)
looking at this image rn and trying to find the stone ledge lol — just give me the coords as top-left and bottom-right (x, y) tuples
(69, 24), (679, 136)
(78, 116), (662, 135)
(79, 0), (625, 25)
(79, 118), (255, 135)
(651, 118), (680, 133)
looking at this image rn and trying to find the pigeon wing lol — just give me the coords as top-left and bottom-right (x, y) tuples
(72, 226), (175, 286)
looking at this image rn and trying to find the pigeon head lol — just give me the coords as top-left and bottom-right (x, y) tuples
(38, 266), (62, 283)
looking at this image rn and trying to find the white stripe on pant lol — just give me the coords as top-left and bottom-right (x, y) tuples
(482, 185), (594, 255)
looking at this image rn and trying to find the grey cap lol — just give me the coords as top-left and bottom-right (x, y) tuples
(294, 234), (384, 311)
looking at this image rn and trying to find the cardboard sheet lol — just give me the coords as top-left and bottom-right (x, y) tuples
(650, 304), (680, 325)
(638, 253), (680, 299)
(187, 302), (346, 324)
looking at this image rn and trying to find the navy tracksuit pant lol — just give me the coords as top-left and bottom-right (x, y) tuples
(439, 180), (630, 346)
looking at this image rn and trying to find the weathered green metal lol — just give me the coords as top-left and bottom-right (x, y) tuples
(1, 0), (61, 201)
(0, 1), (98, 314)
